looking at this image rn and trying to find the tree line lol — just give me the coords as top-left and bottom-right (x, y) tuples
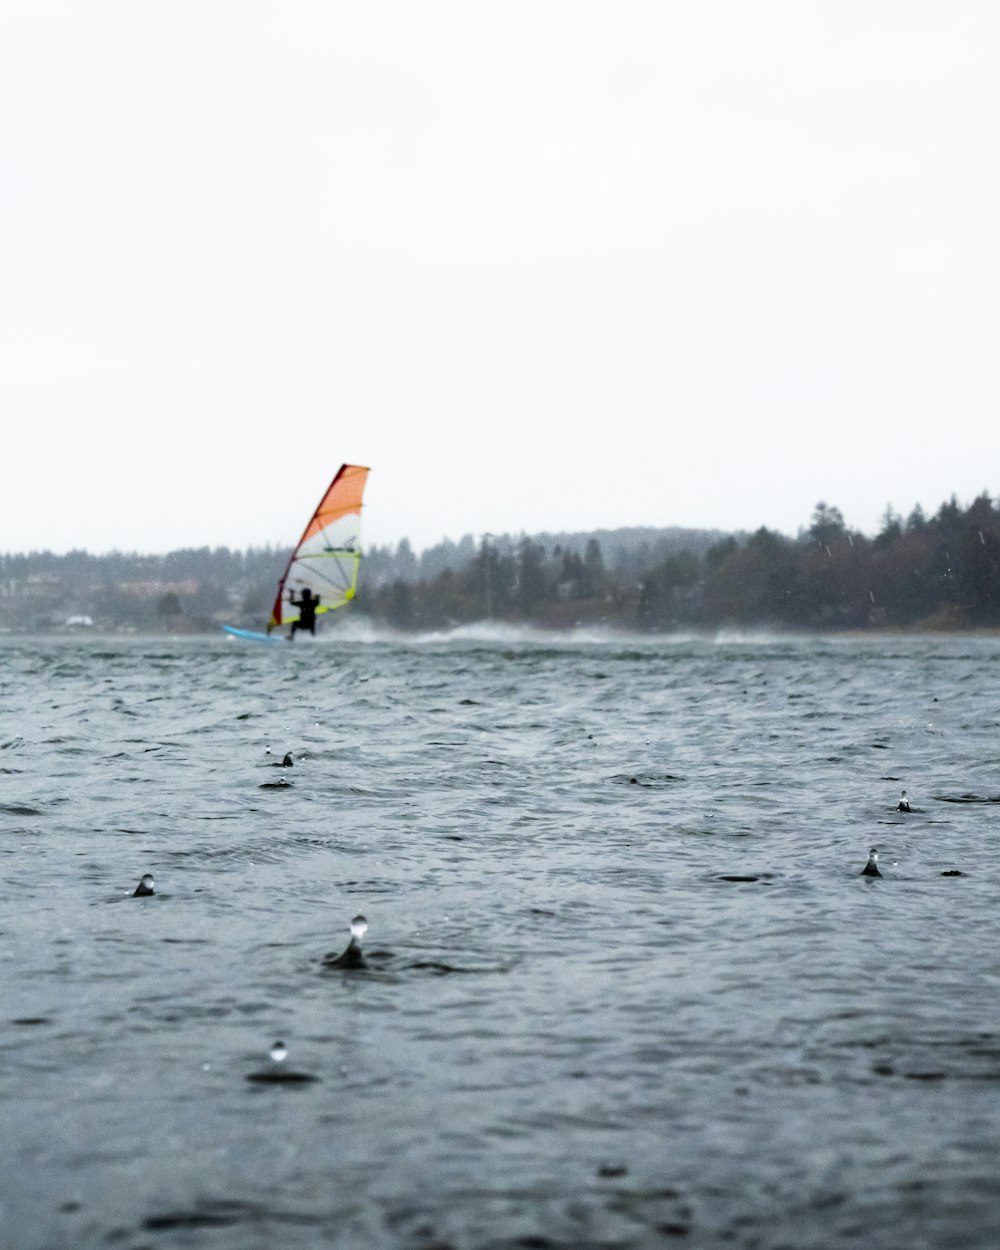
(1, 493), (998, 632)
(689, 495), (1000, 631)
(364, 495), (1000, 632)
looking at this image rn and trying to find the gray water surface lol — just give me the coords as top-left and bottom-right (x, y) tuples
(2, 630), (1000, 1249)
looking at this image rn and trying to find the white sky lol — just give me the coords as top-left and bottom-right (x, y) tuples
(2, 1), (998, 554)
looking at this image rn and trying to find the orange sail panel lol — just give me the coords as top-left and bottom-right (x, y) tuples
(268, 465), (370, 632)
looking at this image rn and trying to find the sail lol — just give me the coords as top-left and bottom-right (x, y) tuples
(268, 464), (370, 632)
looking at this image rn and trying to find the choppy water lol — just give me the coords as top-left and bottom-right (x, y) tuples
(3, 628), (1000, 1249)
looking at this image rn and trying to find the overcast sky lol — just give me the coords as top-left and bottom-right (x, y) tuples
(2, 1), (998, 555)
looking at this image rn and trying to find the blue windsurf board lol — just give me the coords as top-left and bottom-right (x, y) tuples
(222, 624), (285, 644)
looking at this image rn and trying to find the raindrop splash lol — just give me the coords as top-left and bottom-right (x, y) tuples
(323, 914), (369, 969)
(861, 847), (882, 878)
(245, 1039), (318, 1085)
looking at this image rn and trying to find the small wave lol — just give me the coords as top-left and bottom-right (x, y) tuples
(933, 794), (1000, 804)
(142, 1201), (266, 1232)
(716, 874), (773, 883)
(615, 772), (686, 787)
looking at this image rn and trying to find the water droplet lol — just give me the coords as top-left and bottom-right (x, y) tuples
(133, 873), (155, 896)
(860, 847), (882, 876)
(246, 1040), (319, 1084)
(350, 914), (368, 940)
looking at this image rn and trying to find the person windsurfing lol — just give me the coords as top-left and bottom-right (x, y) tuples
(252, 465), (369, 639)
(289, 587), (320, 638)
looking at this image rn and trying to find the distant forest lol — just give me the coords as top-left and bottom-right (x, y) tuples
(2, 493), (999, 633)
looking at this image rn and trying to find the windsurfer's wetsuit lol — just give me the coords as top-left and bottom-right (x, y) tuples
(289, 589), (320, 638)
